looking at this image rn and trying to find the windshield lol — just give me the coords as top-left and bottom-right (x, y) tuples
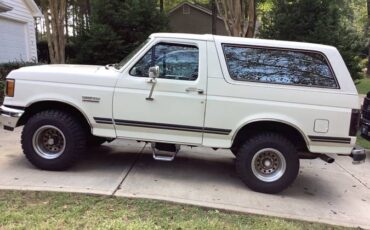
(114, 39), (150, 69)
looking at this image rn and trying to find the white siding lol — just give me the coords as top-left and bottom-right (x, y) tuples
(0, 0), (38, 63)
(0, 18), (28, 62)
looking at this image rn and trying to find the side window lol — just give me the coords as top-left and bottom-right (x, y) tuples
(130, 43), (199, 81)
(222, 44), (339, 89)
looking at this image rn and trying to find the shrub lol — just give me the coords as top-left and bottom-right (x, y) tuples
(0, 61), (38, 104)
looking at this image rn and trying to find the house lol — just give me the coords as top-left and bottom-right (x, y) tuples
(168, 2), (228, 36)
(0, 0), (41, 63)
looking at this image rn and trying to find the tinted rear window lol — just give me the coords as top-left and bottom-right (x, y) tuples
(222, 44), (338, 89)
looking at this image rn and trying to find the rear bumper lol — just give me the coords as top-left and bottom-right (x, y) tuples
(0, 105), (24, 131)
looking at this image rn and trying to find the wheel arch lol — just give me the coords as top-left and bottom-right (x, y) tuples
(231, 119), (309, 152)
(17, 100), (92, 134)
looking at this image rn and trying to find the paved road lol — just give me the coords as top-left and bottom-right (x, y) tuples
(0, 128), (369, 229)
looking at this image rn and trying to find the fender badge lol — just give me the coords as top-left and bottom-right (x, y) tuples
(82, 96), (100, 103)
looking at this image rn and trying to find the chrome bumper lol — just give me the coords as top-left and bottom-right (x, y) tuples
(351, 146), (367, 164)
(0, 105), (24, 131)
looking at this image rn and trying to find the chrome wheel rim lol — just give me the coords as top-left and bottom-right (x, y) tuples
(251, 148), (286, 182)
(32, 125), (66, 160)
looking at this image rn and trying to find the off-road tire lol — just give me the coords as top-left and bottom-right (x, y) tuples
(236, 132), (299, 194)
(21, 110), (87, 170)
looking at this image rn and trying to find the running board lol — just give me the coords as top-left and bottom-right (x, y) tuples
(151, 143), (180, 162)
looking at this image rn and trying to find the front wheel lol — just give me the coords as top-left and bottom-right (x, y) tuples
(21, 110), (87, 170)
(236, 132), (299, 194)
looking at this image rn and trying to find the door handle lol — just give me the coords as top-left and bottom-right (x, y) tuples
(185, 87), (204, 94)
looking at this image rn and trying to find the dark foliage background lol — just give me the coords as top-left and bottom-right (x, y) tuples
(258, 0), (366, 80)
(71, 0), (169, 65)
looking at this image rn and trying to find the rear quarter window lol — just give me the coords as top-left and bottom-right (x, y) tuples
(222, 44), (339, 89)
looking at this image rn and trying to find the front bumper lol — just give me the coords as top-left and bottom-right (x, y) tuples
(0, 105), (24, 131)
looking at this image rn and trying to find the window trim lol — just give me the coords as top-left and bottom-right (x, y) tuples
(129, 42), (200, 81)
(221, 43), (340, 89)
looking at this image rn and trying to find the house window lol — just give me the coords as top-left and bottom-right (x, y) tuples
(183, 5), (190, 14)
(130, 43), (199, 81)
(222, 44), (339, 89)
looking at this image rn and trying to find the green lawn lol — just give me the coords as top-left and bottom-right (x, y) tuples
(357, 134), (370, 149)
(355, 78), (370, 95)
(0, 190), (350, 230)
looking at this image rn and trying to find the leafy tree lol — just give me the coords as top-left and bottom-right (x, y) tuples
(215, 0), (256, 37)
(73, 0), (168, 65)
(259, 0), (366, 80)
(36, 0), (67, 64)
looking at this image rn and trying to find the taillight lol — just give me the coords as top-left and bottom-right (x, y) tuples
(349, 109), (360, 136)
(5, 79), (15, 97)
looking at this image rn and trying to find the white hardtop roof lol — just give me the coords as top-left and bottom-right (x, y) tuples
(150, 33), (214, 41)
(150, 33), (337, 52)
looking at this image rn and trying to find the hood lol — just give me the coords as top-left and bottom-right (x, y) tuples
(7, 64), (120, 87)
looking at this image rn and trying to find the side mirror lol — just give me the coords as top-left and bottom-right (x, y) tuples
(148, 65), (160, 79)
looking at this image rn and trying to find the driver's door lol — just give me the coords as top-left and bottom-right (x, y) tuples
(113, 39), (207, 145)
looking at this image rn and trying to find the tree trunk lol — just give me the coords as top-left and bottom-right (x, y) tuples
(212, 0), (217, 34)
(367, 0), (370, 76)
(86, 0), (91, 29)
(42, 0), (66, 64)
(65, 0), (68, 43)
(160, 0), (164, 12)
(216, 0), (246, 37)
(35, 18), (39, 43)
(245, 0), (256, 37)
(216, 0), (255, 37)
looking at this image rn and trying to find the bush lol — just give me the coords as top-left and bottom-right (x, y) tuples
(0, 61), (38, 104)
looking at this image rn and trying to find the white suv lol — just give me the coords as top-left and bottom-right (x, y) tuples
(0, 33), (366, 194)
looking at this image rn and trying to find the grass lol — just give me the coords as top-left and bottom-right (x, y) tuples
(0, 190), (351, 230)
(355, 78), (370, 95)
(357, 134), (370, 149)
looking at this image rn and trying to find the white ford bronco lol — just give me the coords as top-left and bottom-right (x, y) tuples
(0, 33), (366, 194)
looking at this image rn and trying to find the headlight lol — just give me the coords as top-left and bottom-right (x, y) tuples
(5, 79), (15, 97)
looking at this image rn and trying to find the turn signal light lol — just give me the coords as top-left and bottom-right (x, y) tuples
(5, 79), (15, 97)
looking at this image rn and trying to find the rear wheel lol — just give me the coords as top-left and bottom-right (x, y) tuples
(21, 110), (87, 170)
(236, 132), (299, 194)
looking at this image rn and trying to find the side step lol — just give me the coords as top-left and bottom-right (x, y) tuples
(151, 143), (180, 162)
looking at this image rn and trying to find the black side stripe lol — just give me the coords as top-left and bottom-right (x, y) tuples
(308, 136), (351, 144)
(94, 117), (113, 124)
(94, 117), (231, 135)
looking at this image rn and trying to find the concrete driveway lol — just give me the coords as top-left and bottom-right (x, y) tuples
(0, 128), (369, 229)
